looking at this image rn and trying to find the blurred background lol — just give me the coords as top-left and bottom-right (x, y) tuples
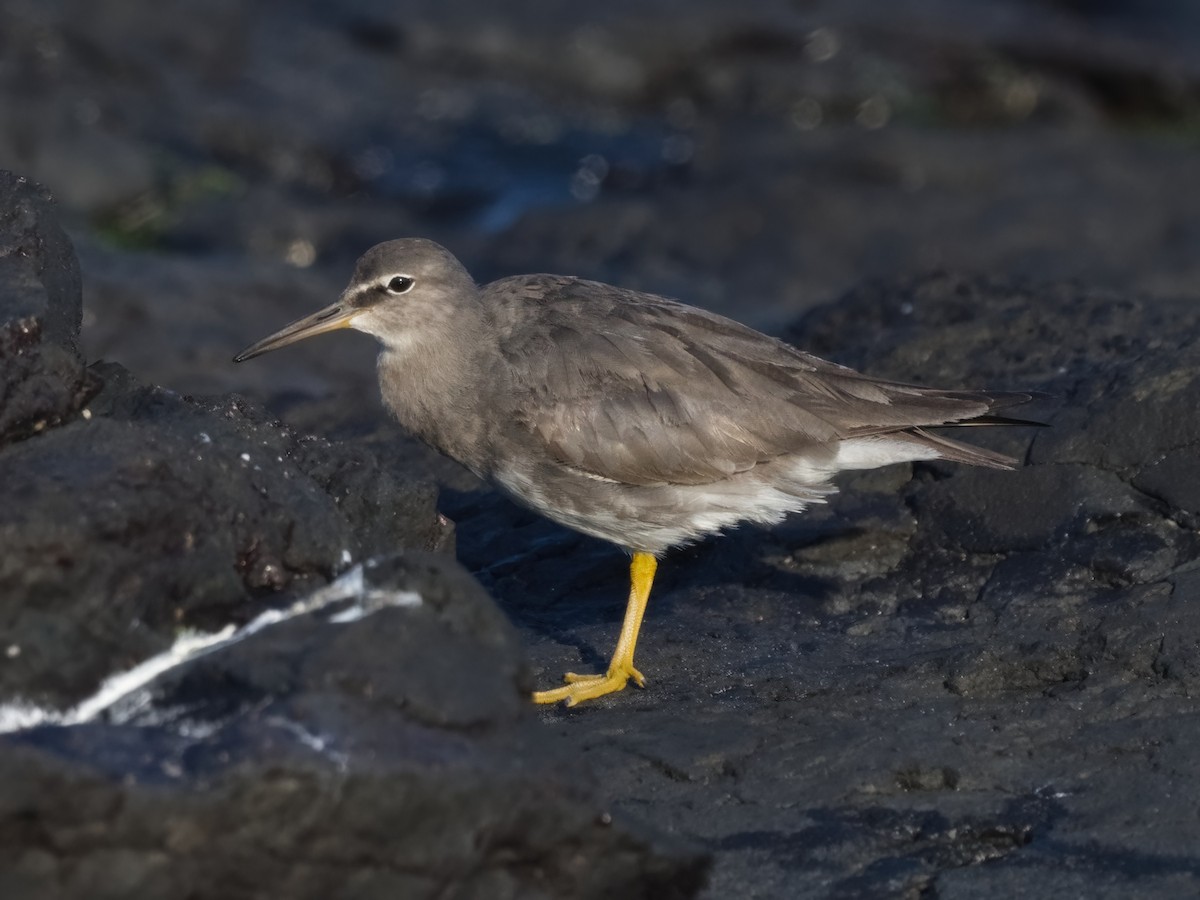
(2, 0), (1198, 432)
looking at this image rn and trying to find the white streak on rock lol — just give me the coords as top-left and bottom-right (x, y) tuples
(0, 563), (423, 734)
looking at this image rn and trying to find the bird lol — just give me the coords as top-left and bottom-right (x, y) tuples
(235, 238), (1039, 706)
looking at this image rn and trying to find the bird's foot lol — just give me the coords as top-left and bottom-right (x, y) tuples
(532, 662), (645, 706)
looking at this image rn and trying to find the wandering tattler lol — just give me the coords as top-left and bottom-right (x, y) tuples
(236, 239), (1038, 706)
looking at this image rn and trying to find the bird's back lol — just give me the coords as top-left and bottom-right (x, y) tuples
(482, 274), (1031, 486)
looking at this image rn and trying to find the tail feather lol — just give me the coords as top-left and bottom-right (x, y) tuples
(936, 387), (1050, 424)
(904, 427), (1020, 470)
(840, 387), (1049, 439)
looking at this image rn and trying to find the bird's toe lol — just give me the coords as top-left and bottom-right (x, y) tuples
(532, 667), (644, 706)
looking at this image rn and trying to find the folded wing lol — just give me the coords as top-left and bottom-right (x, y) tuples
(492, 276), (1033, 486)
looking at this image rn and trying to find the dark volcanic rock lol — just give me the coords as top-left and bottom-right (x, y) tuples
(0, 170), (90, 445)
(0, 555), (707, 900)
(0, 362), (451, 708)
(0, 161), (457, 712)
(141, 554), (532, 733)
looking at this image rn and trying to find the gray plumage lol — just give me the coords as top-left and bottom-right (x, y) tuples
(237, 238), (1036, 556)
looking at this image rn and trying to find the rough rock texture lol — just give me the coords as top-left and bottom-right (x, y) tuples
(0, 556), (707, 900)
(0, 360), (454, 707)
(0, 170), (90, 444)
(4, 0), (1200, 896)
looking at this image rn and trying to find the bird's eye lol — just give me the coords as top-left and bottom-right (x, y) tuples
(386, 275), (414, 294)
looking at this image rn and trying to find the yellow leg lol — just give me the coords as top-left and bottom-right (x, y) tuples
(533, 552), (658, 707)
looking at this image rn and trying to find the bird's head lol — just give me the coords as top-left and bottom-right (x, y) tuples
(234, 238), (477, 362)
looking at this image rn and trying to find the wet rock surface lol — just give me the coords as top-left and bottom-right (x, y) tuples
(2, 0), (1200, 896)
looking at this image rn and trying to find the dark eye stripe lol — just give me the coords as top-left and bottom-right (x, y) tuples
(343, 284), (380, 309)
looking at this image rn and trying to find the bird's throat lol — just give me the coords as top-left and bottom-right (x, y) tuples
(376, 327), (495, 476)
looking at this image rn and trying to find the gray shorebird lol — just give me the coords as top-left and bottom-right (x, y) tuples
(236, 239), (1038, 706)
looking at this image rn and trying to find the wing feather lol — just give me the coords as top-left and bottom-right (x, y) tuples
(489, 276), (1031, 486)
